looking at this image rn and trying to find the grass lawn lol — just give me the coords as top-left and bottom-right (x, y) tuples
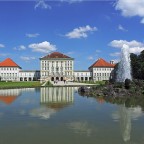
(0, 81), (41, 89)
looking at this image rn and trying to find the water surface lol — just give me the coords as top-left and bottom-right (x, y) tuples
(0, 87), (143, 144)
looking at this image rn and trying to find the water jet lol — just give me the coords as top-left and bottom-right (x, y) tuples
(116, 44), (132, 82)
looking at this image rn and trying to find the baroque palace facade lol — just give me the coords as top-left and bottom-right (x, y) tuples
(40, 52), (74, 81)
(0, 51), (115, 82)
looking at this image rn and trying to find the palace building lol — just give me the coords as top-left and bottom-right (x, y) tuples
(73, 70), (91, 81)
(40, 52), (74, 82)
(0, 51), (115, 82)
(89, 58), (115, 81)
(0, 58), (40, 81)
(0, 58), (22, 81)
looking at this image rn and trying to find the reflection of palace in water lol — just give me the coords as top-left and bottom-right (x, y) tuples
(0, 89), (21, 104)
(0, 88), (35, 105)
(40, 87), (74, 109)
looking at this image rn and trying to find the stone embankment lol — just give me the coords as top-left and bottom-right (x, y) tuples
(78, 79), (144, 108)
(79, 79), (144, 98)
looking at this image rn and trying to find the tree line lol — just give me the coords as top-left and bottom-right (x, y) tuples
(130, 50), (144, 80)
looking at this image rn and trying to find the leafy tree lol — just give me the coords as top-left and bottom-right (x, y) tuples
(139, 50), (144, 79)
(130, 50), (144, 80)
(130, 53), (140, 79)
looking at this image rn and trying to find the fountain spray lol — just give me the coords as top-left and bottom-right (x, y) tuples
(116, 44), (132, 82)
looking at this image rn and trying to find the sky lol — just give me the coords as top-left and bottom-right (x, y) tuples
(0, 0), (144, 70)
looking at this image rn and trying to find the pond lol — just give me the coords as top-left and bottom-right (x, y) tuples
(0, 87), (144, 144)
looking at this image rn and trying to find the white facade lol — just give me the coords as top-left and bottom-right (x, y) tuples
(89, 67), (114, 81)
(40, 60), (74, 78)
(0, 67), (21, 81)
(73, 71), (91, 81)
(19, 70), (40, 81)
(88, 59), (115, 81)
(0, 54), (115, 82)
(40, 52), (74, 82)
(0, 69), (40, 81)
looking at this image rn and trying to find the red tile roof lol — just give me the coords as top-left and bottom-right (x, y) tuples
(41, 52), (73, 59)
(0, 58), (21, 68)
(0, 96), (17, 105)
(89, 58), (115, 68)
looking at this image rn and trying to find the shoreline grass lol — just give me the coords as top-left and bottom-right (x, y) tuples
(0, 81), (100, 89)
(0, 81), (41, 89)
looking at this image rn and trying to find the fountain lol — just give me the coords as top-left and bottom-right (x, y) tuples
(116, 44), (132, 82)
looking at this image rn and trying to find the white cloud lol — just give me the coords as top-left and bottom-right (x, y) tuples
(88, 56), (94, 60)
(19, 45), (26, 50)
(29, 107), (56, 120)
(60, 0), (82, 3)
(35, 0), (51, 10)
(118, 24), (127, 31)
(26, 33), (40, 38)
(29, 41), (57, 53)
(110, 52), (121, 57)
(115, 0), (144, 23)
(67, 121), (92, 136)
(96, 50), (101, 53)
(109, 40), (144, 48)
(129, 47), (144, 54)
(109, 40), (144, 54)
(0, 53), (9, 57)
(14, 45), (26, 51)
(0, 44), (5, 48)
(112, 59), (120, 63)
(65, 25), (97, 39)
(20, 56), (36, 61)
(140, 18), (144, 24)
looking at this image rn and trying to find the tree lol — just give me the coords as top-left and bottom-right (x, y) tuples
(130, 53), (140, 79)
(139, 50), (144, 79)
(130, 50), (144, 80)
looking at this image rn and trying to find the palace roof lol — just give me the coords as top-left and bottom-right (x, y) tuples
(89, 58), (115, 68)
(0, 58), (21, 68)
(40, 52), (74, 60)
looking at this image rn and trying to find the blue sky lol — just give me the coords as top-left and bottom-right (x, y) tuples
(0, 0), (144, 70)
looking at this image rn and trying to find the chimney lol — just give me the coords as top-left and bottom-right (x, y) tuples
(110, 60), (114, 64)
